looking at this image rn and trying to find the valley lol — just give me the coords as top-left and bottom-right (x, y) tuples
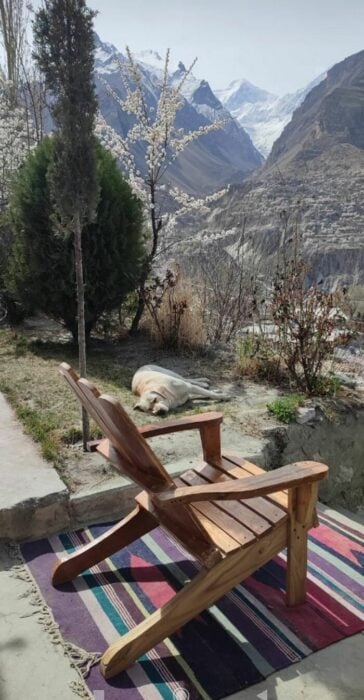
(93, 37), (364, 293)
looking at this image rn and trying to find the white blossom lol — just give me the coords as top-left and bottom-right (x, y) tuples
(0, 77), (36, 211)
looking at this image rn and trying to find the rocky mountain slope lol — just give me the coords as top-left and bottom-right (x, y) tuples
(186, 50), (364, 290)
(267, 50), (364, 168)
(94, 36), (263, 195)
(216, 75), (325, 158)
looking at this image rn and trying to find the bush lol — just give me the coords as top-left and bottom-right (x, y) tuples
(267, 394), (305, 423)
(7, 137), (145, 340)
(196, 236), (258, 344)
(0, 211), (30, 324)
(271, 257), (351, 395)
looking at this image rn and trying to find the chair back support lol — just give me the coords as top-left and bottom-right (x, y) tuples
(60, 363), (173, 491)
(60, 363), (220, 565)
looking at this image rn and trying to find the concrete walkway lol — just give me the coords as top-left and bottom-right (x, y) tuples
(0, 544), (82, 700)
(0, 393), (70, 540)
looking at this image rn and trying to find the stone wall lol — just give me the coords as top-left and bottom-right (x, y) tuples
(267, 401), (364, 511)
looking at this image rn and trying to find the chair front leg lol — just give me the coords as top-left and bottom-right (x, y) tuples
(101, 520), (287, 678)
(286, 482), (318, 606)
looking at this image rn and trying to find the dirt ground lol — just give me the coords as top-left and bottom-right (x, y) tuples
(58, 331), (282, 494)
(0, 317), (283, 493)
(1, 315), (363, 497)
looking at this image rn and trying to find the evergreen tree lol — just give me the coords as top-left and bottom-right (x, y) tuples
(8, 137), (144, 338)
(33, 0), (100, 447)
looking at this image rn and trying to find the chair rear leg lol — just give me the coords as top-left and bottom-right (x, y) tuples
(52, 506), (157, 585)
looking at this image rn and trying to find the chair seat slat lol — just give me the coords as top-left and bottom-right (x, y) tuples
(221, 454), (289, 510)
(174, 478), (253, 552)
(195, 460), (288, 524)
(179, 470), (275, 538)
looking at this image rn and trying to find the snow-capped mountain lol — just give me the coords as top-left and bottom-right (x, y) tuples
(94, 35), (263, 194)
(216, 79), (275, 112)
(216, 74), (326, 157)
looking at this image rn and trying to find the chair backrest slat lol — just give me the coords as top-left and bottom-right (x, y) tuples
(94, 390), (174, 491)
(60, 362), (220, 565)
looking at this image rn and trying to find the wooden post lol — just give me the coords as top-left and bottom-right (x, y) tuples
(73, 211), (90, 450)
(199, 422), (221, 466)
(286, 482), (318, 606)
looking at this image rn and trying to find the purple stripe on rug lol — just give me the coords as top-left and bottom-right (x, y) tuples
(308, 549), (364, 601)
(22, 537), (149, 700)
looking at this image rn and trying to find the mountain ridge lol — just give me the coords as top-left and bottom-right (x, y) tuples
(94, 34), (263, 195)
(267, 49), (364, 168)
(183, 49), (364, 290)
(216, 74), (326, 157)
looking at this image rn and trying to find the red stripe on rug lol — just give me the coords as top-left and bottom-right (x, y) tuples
(311, 523), (363, 566)
(131, 554), (177, 608)
(318, 512), (364, 539)
(244, 567), (361, 649)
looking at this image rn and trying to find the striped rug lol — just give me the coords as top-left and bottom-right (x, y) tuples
(21, 506), (363, 700)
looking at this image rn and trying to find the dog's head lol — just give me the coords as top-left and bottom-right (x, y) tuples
(133, 391), (169, 415)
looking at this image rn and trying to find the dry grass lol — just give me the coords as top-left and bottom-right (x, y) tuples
(235, 340), (285, 384)
(143, 274), (207, 351)
(0, 329), (139, 467)
(0, 326), (228, 477)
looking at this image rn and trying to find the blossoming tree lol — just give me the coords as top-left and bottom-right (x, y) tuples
(0, 1), (45, 213)
(95, 48), (226, 332)
(0, 78), (29, 211)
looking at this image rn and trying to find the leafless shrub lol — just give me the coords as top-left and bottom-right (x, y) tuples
(195, 226), (259, 344)
(271, 256), (352, 394)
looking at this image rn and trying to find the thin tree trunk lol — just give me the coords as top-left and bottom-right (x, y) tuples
(130, 279), (146, 335)
(0, 0), (23, 107)
(129, 261), (149, 335)
(74, 211), (90, 450)
(130, 182), (161, 335)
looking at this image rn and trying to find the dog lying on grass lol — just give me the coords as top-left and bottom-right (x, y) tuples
(132, 364), (230, 415)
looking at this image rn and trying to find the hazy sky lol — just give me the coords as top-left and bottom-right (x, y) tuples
(87, 0), (364, 95)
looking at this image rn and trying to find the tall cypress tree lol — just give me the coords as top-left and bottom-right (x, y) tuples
(33, 0), (99, 448)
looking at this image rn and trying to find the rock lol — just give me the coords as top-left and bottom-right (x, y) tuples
(296, 407), (316, 424)
(333, 372), (357, 389)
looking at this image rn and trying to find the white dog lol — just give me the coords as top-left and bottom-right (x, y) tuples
(132, 364), (230, 415)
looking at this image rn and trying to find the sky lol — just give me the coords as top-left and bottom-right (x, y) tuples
(87, 0), (364, 95)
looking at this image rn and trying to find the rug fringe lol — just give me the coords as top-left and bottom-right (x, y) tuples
(6, 542), (100, 699)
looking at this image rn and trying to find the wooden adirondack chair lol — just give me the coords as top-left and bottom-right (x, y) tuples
(54, 363), (328, 679)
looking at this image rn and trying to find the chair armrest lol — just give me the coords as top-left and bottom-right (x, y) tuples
(155, 461), (328, 507)
(138, 412), (223, 438)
